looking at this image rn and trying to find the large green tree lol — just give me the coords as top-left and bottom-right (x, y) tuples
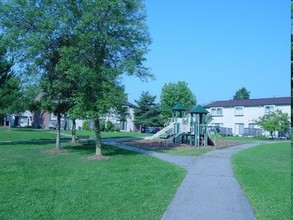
(160, 81), (196, 121)
(0, 2), (78, 149)
(134, 91), (162, 130)
(233, 87), (250, 100)
(256, 110), (290, 138)
(0, 37), (25, 126)
(39, 36), (78, 150)
(64, 1), (152, 156)
(0, 0), (152, 155)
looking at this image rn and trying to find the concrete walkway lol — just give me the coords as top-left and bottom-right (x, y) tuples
(103, 139), (260, 220)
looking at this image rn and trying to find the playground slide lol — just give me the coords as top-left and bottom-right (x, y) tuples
(145, 123), (173, 140)
(207, 136), (215, 146)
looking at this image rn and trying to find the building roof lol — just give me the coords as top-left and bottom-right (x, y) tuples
(125, 101), (136, 108)
(204, 97), (291, 108)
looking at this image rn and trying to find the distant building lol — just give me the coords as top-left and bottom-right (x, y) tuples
(204, 97), (291, 137)
(31, 101), (136, 132)
(98, 101), (136, 132)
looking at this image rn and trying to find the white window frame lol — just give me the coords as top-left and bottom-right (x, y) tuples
(211, 107), (223, 116)
(235, 106), (244, 116)
(264, 105), (275, 114)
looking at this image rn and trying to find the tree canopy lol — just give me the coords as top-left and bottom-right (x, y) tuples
(0, 0), (152, 155)
(160, 81), (196, 121)
(0, 37), (25, 118)
(256, 110), (290, 138)
(134, 91), (162, 129)
(233, 87), (250, 100)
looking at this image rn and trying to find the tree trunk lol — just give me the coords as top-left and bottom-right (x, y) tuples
(56, 113), (61, 150)
(94, 117), (102, 155)
(71, 119), (77, 143)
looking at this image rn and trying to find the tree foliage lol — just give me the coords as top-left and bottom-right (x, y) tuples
(233, 87), (250, 100)
(0, 37), (25, 117)
(134, 91), (162, 129)
(0, 0), (152, 155)
(256, 110), (290, 138)
(160, 81), (196, 121)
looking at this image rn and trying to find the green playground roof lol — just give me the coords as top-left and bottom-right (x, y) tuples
(189, 105), (209, 114)
(172, 103), (186, 111)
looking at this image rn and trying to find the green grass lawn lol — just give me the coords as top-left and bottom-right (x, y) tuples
(0, 127), (58, 141)
(61, 129), (151, 139)
(232, 142), (291, 220)
(0, 128), (186, 219)
(0, 127), (149, 142)
(216, 135), (273, 142)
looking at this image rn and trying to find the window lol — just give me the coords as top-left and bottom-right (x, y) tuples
(264, 105), (274, 114)
(211, 107), (223, 116)
(211, 123), (223, 127)
(235, 106), (244, 116)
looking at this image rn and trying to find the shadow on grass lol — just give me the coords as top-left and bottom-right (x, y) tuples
(2, 127), (49, 132)
(63, 142), (137, 157)
(0, 136), (137, 157)
(0, 138), (71, 146)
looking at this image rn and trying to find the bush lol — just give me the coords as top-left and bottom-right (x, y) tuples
(100, 121), (106, 131)
(106, 120), (114, 131)
(82, 120), (90, 130)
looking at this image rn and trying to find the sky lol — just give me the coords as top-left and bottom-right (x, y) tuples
(122, 0), (290, 106)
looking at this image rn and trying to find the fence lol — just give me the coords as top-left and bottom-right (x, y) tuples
(243, 128), (263, 137)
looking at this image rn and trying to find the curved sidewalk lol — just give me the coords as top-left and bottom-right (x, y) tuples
(104, 140), (259, 220)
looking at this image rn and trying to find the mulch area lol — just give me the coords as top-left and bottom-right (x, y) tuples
(120, 138), (241, 151)
(45, 148), (110, 160)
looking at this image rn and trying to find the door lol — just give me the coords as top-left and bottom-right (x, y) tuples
(235, 123), (244, 135)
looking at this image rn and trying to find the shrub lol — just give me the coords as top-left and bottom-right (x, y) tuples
(106, 120), (114, 131)
(100, 121), (106, 131)
(82, 120), (90, 130)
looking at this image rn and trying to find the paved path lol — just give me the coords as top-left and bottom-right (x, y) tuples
(104, 139), (261, 220)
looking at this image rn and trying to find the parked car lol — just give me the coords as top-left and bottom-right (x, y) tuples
(142, 127), (161, 134)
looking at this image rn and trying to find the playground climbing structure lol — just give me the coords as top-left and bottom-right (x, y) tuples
(147, 103), (215, 147)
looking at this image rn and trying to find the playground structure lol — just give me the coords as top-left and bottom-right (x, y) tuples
(147, 103), (215, 147)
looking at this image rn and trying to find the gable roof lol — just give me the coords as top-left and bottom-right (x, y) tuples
(204, 97), (291, 108)
(125, 101), (136, 108)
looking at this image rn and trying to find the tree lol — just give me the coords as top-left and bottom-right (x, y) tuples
(256, 110), (290, 138)
(134, 91), (162, 130)
(0, 2), (78, 149)
(233, 87), (250, 100)
(1, 1), (152, 155)
(0, 37), (25, 127)
(39, 36), (78, 150)
(64, 1), (152, 156)
(160, 81), (196, 121)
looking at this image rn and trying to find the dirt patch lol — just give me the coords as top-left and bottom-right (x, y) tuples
(120, 139), (241, 151)
(44, 148), (69, 155)
(87, 155), (110, 161)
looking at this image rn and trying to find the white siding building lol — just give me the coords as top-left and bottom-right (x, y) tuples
(205, 97), (291, 136)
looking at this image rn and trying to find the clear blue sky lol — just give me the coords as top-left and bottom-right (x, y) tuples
(123, 0), (290, 105)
